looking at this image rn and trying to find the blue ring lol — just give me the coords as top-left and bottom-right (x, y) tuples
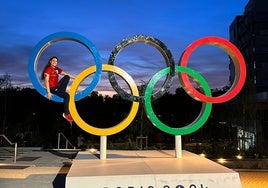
(28, 32), (102, 102)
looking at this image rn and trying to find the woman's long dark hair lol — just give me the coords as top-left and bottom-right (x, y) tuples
(41, 56), (58, 80)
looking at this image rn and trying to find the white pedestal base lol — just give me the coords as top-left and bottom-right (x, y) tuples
(66, 150), (242, 188)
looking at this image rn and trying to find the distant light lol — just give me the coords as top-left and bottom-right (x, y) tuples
(88, 148), (97, 153)
(200, 153), (206, 157)
(236, 154), (243, 160)
(217, 158), (226, 164)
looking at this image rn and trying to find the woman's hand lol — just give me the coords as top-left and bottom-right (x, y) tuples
(61, 71), (75, 79)
(47, 92), (53, 100)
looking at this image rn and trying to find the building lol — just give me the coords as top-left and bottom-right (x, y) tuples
(229, 0), (268, 152)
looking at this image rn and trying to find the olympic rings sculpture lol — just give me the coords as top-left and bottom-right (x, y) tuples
(28, 32), (246, 136)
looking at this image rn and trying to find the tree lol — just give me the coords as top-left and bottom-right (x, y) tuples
(0, 73), (13, 135)
(0, 73), (12, 90)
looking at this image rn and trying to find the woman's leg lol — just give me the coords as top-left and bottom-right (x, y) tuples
(51, 75), (71, 114)
(57, 75), (70, 94)
(62, 92), (70, 114)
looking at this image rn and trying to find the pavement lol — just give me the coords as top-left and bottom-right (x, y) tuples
(0, 147), (267, 188)
(0, 147), (77, 188)
(238, 170), (268, 188)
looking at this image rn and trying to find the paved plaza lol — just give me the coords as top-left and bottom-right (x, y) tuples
(239, 171), (268, 188)
(0, 148), (267, 188)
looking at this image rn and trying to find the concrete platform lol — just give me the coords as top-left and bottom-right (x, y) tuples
(66, 150), (242, 188)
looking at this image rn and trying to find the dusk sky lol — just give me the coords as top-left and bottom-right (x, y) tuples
(0, 0), (249, 96)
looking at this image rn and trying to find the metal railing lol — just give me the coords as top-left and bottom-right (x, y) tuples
(136, 136), (148, 150)
(57, 132), (76, 150)
(0, 134), (17, 163)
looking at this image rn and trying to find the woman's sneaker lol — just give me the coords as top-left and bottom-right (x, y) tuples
(62, 113), (73, 122)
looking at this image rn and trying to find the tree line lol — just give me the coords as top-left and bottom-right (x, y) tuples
(0, 80), (240, 149)
(2, 73), (264, 158)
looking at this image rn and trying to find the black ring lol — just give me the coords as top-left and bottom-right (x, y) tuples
(107, 34), (175, 102)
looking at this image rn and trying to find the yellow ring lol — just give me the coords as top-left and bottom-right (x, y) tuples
(69, 64), (139, 136)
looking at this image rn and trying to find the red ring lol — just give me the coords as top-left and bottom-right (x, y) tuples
(179, 36), (246, 103)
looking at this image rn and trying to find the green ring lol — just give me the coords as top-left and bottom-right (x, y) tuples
(144, 66), (212, 135)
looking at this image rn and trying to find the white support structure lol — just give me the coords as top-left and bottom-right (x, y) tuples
(100, 136), (107, 160)
(175, 135), (182, 158)
(66, 150), (242, 188)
